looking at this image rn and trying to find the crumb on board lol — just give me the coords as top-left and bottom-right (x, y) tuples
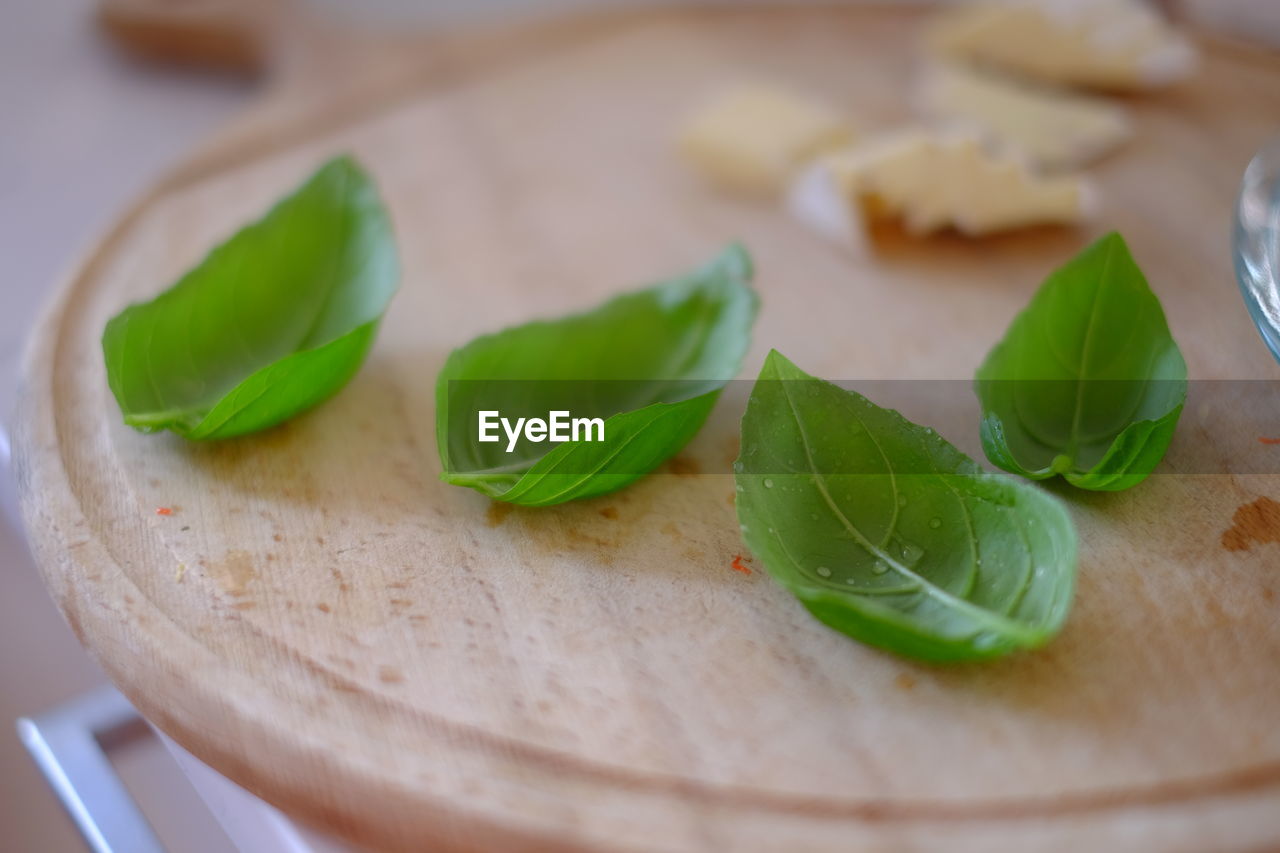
(175, 563), (187, 583)
(1222, 496), (1280, 552)
(486, 501), (514, 527)
(667, 455), (701, 476)
(731, 554), (752, 575)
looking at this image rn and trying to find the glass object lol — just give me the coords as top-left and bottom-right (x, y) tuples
(1234, 137), (1280, 362)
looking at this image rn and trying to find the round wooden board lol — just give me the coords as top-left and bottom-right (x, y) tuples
(17, 6), (1280, 851)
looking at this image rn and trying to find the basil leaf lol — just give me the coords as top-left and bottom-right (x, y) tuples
(437, 245), (757, 506)
(102, 156), (399, 440)
(975, 232), (1186, 491)
(736, 350), (1076, 662)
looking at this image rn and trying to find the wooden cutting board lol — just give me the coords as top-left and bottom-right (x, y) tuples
(17, 4), (1280, 851)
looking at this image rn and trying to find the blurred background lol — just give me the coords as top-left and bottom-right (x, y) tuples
(2, 5), (247, 850)
(3, 1), (1280, 851)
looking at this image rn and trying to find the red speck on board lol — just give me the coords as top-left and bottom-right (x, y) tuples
(731, 555), (752, 575)
(156, 507), (173, 516)
(1260, 437), (1280, 445)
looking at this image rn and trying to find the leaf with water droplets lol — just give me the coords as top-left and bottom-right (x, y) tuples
(735, 350), (1077, 662)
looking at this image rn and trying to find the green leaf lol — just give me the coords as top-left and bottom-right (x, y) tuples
(975, 232), (1186, 491)
(735, 350), (1076, 663)
(102, 155), (399, 440)
(437, 245), (757, 506)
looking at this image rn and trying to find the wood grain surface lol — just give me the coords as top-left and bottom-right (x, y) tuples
(16, 6), (1280, 851)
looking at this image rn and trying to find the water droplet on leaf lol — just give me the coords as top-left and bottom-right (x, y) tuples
(973, 633), (1000, 651)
